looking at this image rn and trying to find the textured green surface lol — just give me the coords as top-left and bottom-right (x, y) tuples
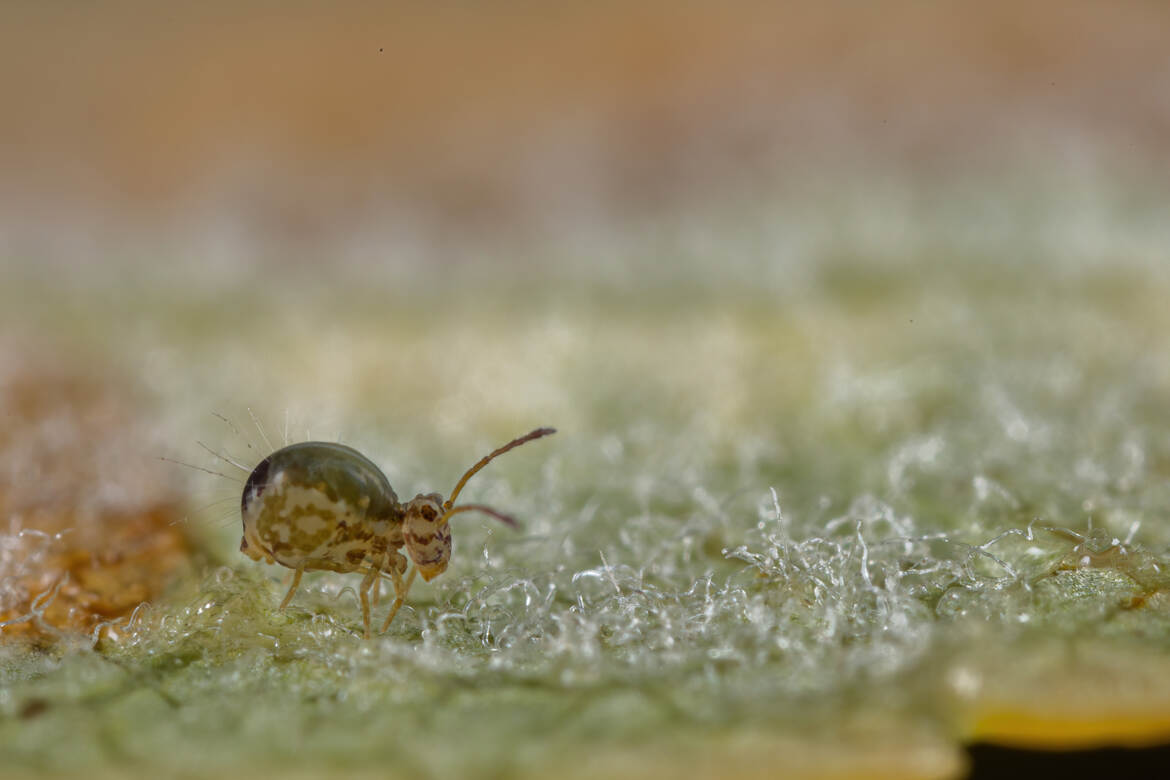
(3, 180), (1170, 777)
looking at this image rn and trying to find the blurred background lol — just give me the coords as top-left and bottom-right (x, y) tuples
(4, 2), (1170, 776)
(2, 0), (1167, 267)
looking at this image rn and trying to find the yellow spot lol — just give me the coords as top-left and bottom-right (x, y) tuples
(968, 705), (1170, 750)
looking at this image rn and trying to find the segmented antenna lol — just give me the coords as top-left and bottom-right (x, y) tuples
(445, 427), (556, 510)
(439, 503), (519, 528)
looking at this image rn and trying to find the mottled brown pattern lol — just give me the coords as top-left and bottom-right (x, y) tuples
(238, 430), (550, 633)
(402, 498), (453, 581)
(406, 531), (436, 546)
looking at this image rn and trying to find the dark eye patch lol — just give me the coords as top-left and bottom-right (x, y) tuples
(241, 455), (272, 516)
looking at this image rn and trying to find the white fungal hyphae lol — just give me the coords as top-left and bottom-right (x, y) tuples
(237, 428), (556, 638)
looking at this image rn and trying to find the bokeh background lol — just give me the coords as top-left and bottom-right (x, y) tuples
(4, 2), (1170, 778)
(3, 0), (1168, 264)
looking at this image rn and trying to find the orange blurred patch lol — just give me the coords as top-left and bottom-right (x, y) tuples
(1, 0), (1167, 243)
(0, 362), (191, 643)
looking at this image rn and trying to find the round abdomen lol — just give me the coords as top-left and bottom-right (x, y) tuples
(240, 441), (403, 571)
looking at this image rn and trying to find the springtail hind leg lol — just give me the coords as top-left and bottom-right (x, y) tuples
(380, 567), (418, 633)
(279, 566), (305, 611)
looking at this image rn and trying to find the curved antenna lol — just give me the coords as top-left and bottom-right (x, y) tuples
(444, 427), (556, 510)
(439, 503), (519, 528)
